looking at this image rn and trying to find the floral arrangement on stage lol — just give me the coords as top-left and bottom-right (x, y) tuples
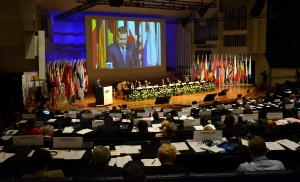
(127, 82), (215, 102)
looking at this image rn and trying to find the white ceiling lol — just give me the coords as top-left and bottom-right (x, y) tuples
(36, 0), (219, 20)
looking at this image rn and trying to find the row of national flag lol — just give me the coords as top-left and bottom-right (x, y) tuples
(191, 54), (252, 85)
(46, 59), (88, 107)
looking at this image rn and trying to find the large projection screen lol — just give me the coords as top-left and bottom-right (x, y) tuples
(85, 16), (166, 83)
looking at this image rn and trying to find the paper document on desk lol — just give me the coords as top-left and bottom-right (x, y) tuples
(241, 139), (249, 146)
(171, 142), (189, 151)
(63, 150), (86, 160)
(209, 145), (225, 153)
(1, 136), (12, 140)
(152, 124), (161, 128)
(77, 129), (93, 134)
(5, 130), (18, 135)
(116, 155), (132, 168)
(266, 142), (285, 150)
(72, 119), (80, 123)
(276, 139), (300, 151)
(187, 141), (206, 153)
(148, 127), (160, 132)
(47, 119), (56, 122)
(0, 152), (15, 163)
(108, 158), (116, 166)
(115, 145), (141, 154)
(50, 150), (65, 159)
(194, 125), (204, 131)
(62, 127), (74, 133)
(141, 158), (161, 167)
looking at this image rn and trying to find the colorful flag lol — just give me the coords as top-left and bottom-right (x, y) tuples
(248, 54), (252, 80)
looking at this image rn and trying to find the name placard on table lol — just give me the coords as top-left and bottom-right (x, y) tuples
(53, 137), (83, 149)
(242, 114), (259, 121)
(13, 135), (43, 146)
(193, 130), (223, 141)
(92, 120), (104, 127)
(231, 109), (244, 114)
(64, 113), (76, 119)
(199, 110), (211, 116)
(183, 118), (201, 127)
(266, 112), (283, 120)
(82, 113), (95, 119)
(22, 114), (35, 120)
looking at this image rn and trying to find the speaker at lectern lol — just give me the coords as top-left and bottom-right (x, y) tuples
(95, 86), (113, 106)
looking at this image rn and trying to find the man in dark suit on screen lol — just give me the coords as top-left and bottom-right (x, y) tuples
(106, 26), (139, 68)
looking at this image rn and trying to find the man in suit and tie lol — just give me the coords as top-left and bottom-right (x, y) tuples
(106, 26), (139, 68)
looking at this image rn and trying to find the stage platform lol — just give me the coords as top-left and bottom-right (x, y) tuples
(74, 84), (263, 110)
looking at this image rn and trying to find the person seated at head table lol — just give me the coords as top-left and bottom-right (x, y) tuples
(22, 149), (64, 179)
(77, 146), (122, 177)
(183, 76), (189, 83)
(165, 77), (172, 85)
(21, 118), (43, 135)
(236, 136), (285, 172)
(137, 80), (142, 88)
(159, 78), (166, 86)
(146, 144), (185, 175)
(97, 116), (121, 138)
(222, 114), (240, 138)
(134, 80), (139, 88)
(130, 82), (135, 89)
(145, 78), (151, 85)
(152, 111), (164, 124)
(123, 161), (146, 182)
(144, 80), (150, 87)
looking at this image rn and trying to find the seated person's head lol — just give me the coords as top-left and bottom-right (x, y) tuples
(43, 124), (54, 138)
(123, 161), (146, 182)
(26, 118), (36, 130)
(112, 106), (116, 110)
(158, 144), (177, 164)
(224, 114), (235, 127)
(93, 146), (111, 165)
(289, 94), (295, 99)
(137, 120), (148, 133)
(161, 120), (169, 135)
(264, 119), (276, 132)
(203, 125), (214, 131)
(31, 149), (52, 171)
(244, 104), (251, 110)
(164, 122), (177, 137)
(64, 116), (72, 127)
(152, 111), (159, 119)
(248, 136), (268, 159)
(104, 116), (114, 125)
(257, 98), (263, 104)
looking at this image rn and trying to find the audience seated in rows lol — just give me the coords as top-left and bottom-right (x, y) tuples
(135, 120), (155, 138)
(97, 116), (120, 138)
(123, 161), (146, 182)
(21, 118), (43, 135)
(264, 120), (278, 132)
(146, 144), (185, 175)
(43, 124), (54, 141)
(152, 111), (164, 124)
(203, 125), (214, 131)
(78, 146), (122, 177)
(22, 149), (64, 179)
(236, 136), (285, 172)
(222, 114), (239, 138)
